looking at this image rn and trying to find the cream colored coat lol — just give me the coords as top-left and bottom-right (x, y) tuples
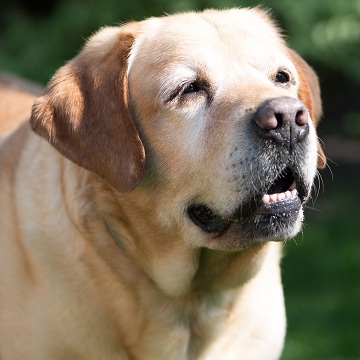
(0, 8), (324, 360)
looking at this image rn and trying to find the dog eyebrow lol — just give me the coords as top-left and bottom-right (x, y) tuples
(159, 64), (197, 100)
(159, 65), (213, 104)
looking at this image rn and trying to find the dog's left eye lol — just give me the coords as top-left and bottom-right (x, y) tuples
(275, 71), (291, 84)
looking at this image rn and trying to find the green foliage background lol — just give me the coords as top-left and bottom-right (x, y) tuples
(1, 0), (360, 359)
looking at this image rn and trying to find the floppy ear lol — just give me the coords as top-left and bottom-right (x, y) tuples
(288, 49), (326, 169)
(30, 23), (145, 192)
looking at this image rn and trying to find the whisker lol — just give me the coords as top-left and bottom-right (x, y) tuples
(324, 161), (335, 182)
(318, 136), (326, 148)
(315, 171), (324, 198)
(292, 230), (304, 247)
(249, 163), (261, 193)
(304, 205), (322, 213)
(317, 137), (338, 175)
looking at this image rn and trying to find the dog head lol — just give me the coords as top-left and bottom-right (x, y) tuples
(31, 9), (325, 294)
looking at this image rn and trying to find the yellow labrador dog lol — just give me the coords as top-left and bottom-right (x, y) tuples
(0, 8), (325, 360)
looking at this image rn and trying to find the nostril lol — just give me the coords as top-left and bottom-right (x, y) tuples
(295, 108), (308, 126)
(255, 115), (278, 131)
(274, 113), (283, 128)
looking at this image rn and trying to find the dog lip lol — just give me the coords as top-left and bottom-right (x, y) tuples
(188, 194), (302, 236)
(188, 204), (229, 233)
(232, 191), (302, 221)
(256, 195), (302, 215)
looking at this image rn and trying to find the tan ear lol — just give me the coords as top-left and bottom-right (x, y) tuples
(30, 23), (145, 192)
(288, 49), (326, 169)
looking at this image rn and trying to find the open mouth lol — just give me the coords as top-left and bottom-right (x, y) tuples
(188, 166), (305, 234)
(257, 166), (302, 215)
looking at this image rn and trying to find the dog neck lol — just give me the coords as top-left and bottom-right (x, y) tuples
(32, 165), (283, 359)
(90, 207), (282, 359)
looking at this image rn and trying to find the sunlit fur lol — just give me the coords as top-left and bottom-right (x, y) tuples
(0, 8), (324, 360)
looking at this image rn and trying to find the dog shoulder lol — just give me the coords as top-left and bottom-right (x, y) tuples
(0, 73), (43, 139)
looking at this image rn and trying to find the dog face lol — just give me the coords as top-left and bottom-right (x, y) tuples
(127, 10), (324, 250)
(31, 9), (325, 294)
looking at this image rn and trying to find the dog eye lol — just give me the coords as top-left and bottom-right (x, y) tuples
(275, 71), (290, 84)
(182, 81), (201, 95)
(165, 78), (211, 104)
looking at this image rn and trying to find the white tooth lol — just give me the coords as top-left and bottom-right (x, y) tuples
(285, 190), (292, 199)
(262, 194), (270, 204)
(278, 192), (285, 201)
(291, 189), (298, 197)
(270, 194), (278, 202)
(289, 181), (296, 190)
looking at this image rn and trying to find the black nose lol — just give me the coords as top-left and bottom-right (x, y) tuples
(253, 97), (309, 145)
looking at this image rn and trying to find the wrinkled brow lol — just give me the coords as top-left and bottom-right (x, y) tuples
(158, 63), (212, 103)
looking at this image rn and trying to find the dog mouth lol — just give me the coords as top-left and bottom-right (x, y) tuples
(188, 166), (307, 236)
(257, 166), (303, 215)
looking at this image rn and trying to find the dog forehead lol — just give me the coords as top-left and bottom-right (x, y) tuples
(128, 9), (288, 92)
(131, 9), (284, 62)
